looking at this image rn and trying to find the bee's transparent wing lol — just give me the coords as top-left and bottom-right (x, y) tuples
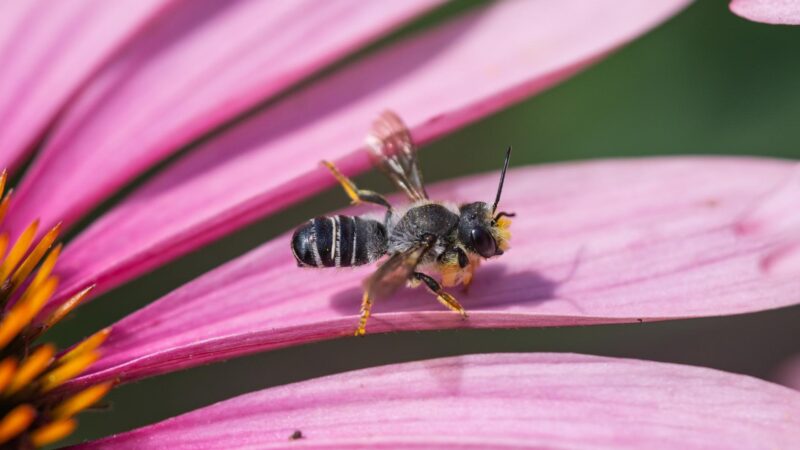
(365, 110), (429, 202)
(363, 235), (436, 301)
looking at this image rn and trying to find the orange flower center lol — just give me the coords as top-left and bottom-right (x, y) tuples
(0, 170), (111, 449)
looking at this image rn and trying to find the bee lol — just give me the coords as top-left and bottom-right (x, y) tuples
(291, 111), (513, 336)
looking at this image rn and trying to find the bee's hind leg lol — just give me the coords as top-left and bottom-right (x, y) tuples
(354, 291), (373, 337)
(413, 272), (468, 319)
(322, 161), (392, 210)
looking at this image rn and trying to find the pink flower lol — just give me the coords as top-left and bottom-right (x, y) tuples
(730, 0), (800, 24)
(3, 0), (799, 448)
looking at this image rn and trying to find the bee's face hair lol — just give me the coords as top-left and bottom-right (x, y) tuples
(458, 202), (510, 259)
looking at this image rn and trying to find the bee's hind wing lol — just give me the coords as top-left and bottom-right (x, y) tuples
(365, 110), (429, 202)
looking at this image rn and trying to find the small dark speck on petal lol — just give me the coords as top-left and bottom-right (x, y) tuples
(289, 430), (304, 440)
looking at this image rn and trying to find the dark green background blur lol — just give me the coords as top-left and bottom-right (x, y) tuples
(47, 1), (800, 446)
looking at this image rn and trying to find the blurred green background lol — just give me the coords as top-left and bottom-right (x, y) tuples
(45, 0), (800, 445)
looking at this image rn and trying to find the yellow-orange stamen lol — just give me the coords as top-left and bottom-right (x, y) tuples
(15, 245), (62, 321)
(41, 284), (93, 331)
(0, 220), (39, 282)
(0, 404), (36, 445)
(0, 170), (9, 225)
(0, 277), (57, 349)
(0, 358), (17, 394)
(0, 196), (10, 227)
(9, 223), (61, 292)
(0, 235), (7, 261)
(6, 345), (55, 395)
(53, 382), (113, 419)
(0, 173), (110, 447)
(0, 195), (10, 226)
(59, 328), (110, 365)
(40, 350), (100, 393)
(30, 419), (76, 447)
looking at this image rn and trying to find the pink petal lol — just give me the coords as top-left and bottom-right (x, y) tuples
(0, 0), (170, 173)
(67, 158), (800, 389)
(72, 353), (800, 449)
(51, 0), (690, 307)
(735, 164), (800, 277)
(5, 0), (441, 236)
(730, 0), (800, 24)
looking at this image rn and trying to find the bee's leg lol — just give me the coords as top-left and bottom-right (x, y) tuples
(322, 161), (392, 210)
(354, 290), (373, 337)
(461, 252), (481, 292)
(413, 272), (468, 319)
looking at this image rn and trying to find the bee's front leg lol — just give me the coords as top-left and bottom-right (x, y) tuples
(413, 272), (468, 319)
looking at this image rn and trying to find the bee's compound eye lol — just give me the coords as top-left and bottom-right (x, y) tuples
(470, 227), (497, 258)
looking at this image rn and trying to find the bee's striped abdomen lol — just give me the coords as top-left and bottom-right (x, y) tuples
(291, 215), (387, 268)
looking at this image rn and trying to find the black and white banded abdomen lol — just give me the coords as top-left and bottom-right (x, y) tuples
(291, 215), (387, 268)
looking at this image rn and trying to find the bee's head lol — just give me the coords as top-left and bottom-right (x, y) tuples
(458, 145), (514, 259)
(457, 202), (512, 259)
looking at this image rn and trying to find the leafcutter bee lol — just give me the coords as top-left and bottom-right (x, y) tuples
(291, 111), (513, 336)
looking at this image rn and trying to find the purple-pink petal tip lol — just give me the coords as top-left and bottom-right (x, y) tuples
(730, 0), (800, 24)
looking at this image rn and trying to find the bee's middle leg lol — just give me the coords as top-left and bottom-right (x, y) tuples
(322, 161), (391, 210)
(413, 272), (468, 319)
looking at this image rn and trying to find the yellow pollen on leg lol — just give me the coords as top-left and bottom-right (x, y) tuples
(322, 160), (362, 205)
(439, 263), (460, 287)
(434, 291), (468, 318)
(355, 291), (372, 336)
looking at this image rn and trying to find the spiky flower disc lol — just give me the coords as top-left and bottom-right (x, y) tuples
(0, 170), (111, 449)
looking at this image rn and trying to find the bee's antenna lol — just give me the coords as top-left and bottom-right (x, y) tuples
(491, 146), (512, 214)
